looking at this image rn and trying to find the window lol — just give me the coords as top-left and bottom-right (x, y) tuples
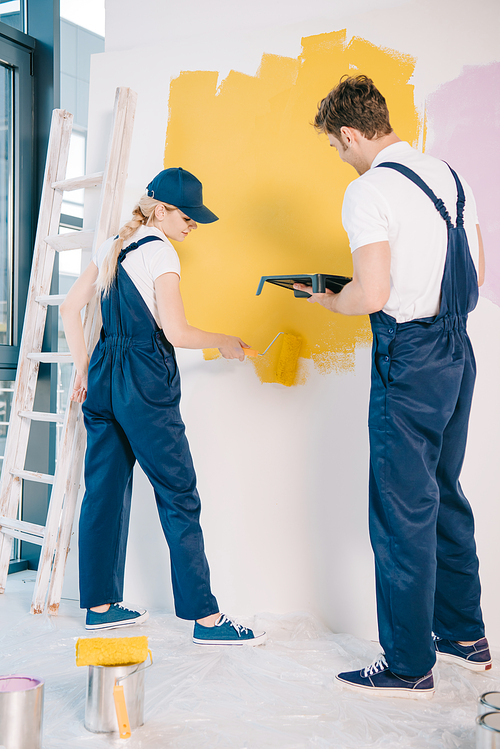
(0, 0), (26, 33)
(0, 25), (34, 569)
(0, 28), (34, 377)
(56, 18), (103, 421)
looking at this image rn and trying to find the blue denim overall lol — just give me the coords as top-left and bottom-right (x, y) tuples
(79, 236), (219, 619)
(368, 163), (484, 676)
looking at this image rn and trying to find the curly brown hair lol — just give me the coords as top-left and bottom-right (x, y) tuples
(314, 75), (393, 140)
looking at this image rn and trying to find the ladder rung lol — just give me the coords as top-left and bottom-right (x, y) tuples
(35, 294), (66, 306)
(27, 352), (73, 364)
(4, 529), (45, 546)
(44, 230), (94, 252)
(0, 517), (45, 544)
(19, 411), (65, 424)
(10, 469), (55, 485)
(51, 171), (104, 191)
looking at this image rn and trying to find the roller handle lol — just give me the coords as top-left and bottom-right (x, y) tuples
(113, 684), (131, 739)
(243, 347), (259, 357)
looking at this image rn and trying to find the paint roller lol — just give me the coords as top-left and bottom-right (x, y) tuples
(76, 636), (151, 740)
(75, 636), (149, 667)
(243, 332), (302, 388)
(243, 273), (351, 386)
(204, 332), (302, 386)
(206, 274), (353, 386)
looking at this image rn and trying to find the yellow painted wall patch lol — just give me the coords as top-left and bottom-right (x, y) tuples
(165, 30), (420, 384)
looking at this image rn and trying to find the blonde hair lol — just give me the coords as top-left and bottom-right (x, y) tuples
(96, 194), (176, 295)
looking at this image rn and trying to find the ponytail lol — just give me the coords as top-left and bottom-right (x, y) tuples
(95, 194), (177, 295)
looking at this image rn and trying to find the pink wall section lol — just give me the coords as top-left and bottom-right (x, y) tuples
(425, 63), (500, 307)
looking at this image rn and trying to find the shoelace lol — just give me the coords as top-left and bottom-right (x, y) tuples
(216, 614), (249, 636)
(361, 654), (388, 677)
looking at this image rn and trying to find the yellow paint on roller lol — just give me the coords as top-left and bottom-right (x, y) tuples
(276, 334), (302, 387)
(75, 636), (149, 667)
(165, 30), (421, 385)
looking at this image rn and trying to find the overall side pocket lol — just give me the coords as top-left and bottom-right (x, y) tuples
(153, 330), (179, 387)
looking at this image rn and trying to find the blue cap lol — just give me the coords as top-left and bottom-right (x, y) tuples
(146, 167), (218, 224)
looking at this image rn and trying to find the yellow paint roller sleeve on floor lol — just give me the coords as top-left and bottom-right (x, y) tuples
(75, 636), (149, 667)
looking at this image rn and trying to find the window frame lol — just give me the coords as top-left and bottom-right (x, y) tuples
(0, 22), (35, 379)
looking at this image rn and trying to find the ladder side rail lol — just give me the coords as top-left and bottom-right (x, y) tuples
(0, 109), (73, 502)
(31, 398), (82, 613)
(46, 407), (87, 614)
(92, 87), (138, 245)
(34, 88), (138, 613)
(0, 111), (73, 590)
(45, 294), (101, 613)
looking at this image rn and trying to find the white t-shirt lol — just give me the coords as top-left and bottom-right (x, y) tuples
(92, 225), (181, 326)
(342, 141), (479, 322)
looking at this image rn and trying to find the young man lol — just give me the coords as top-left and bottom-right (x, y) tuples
(295, 75), (490, 699)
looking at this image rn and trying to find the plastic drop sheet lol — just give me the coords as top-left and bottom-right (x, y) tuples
(1, 575), (499, 748)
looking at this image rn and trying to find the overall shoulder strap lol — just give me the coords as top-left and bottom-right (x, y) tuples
(445, 164), (466, 228)
(376, 161), (453, 228)
(118, 235), (161, 263)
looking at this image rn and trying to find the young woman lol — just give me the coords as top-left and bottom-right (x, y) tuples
(61, 167), (265, 646)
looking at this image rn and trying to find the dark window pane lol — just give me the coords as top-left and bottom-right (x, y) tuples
(0, 63), (14, 346)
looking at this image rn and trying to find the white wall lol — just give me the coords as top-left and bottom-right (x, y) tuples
(66, 0), (500, 644)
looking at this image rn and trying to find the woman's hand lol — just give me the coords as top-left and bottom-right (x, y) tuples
(218, 336), (249, 361)
(71, 371), (88, 403)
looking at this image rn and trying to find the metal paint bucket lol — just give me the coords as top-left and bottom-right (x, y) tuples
(479, 693), (500, 717)
(84, 653), (151, 735)
(0, 675), (44, 749)
(477, 711), (500, 748)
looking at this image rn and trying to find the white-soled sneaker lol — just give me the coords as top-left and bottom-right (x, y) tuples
(433, 634), (492, 671)
(336, 654), (435, 699)
(85, 603), (149, 630)
(193, 614), (267, 646)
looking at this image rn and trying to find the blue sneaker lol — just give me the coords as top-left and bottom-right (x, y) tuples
(433, 635), (492, 671)
(85, 603), (149, 631)
(336, 654), (434, 699)
(193, 614), (267, 646)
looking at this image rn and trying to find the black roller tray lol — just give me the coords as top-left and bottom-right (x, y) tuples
(256, 273), (352, 298)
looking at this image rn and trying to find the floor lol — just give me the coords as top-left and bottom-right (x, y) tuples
(1, 572), (498, 748)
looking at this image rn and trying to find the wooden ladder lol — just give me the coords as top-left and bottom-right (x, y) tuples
(0, 86), (137, 614)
